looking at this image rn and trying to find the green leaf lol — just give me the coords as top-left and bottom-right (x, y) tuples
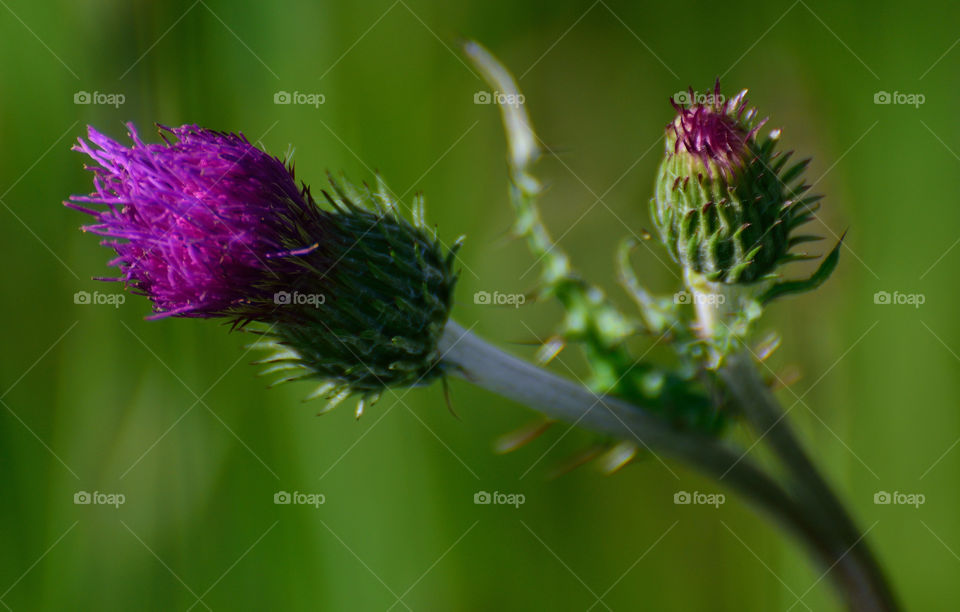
(760, 232), (845, 304)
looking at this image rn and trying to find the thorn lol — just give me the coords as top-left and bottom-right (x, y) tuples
(442, 376), (460, 420)
(754, 333), (781, 361)
(546, 445), (607, 479)
(598, 441), (639, 474)
(303, 382), (336, 403)
(535, 337), (566, 365)
(768, 366), (801, 391)
(494, 419), (553, 454)
(319, 388), (350, 416)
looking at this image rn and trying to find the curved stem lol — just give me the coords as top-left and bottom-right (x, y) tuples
(685, 275), (898, 611)
(439, 320), (896, 610)
(720, 350), (899, 611)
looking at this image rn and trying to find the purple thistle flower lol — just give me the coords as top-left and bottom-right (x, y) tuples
(669, 80), (767, 177)
(67, 123), (461, 401)
(67, 123), (326, 319)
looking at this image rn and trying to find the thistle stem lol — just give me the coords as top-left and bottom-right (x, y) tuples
(685, 276), (898, 611)
(439, 320), (896, 611)
(720, 350), (899, 611)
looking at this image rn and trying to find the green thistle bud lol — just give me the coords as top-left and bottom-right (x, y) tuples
(255, 176), (461, 414)
(651, 82), (822, 286)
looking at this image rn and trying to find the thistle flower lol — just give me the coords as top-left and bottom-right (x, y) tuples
(68, 124), (460, 408)
(67, 123), (325, 319)
(651, 81), (827, 287)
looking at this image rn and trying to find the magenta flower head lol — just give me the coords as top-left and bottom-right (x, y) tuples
(668, 81), (766, 178)
(651, 81), (838, 292)
(68, 123), (460, 410)
(67, 123), (325, 319)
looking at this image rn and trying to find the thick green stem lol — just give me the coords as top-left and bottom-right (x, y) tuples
(685, 277), (898, 611)
(720, 351), (899, 611)
(439, 320), (896, 611)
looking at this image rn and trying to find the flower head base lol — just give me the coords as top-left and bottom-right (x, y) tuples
(253, 176), (461, 414)
(67, 123), (325, 319)
(652, 82), (826, 287)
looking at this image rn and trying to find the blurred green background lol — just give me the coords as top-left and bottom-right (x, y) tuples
(0, 0), (957, 609)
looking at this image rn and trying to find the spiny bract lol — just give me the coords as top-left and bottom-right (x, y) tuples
(651, 82), (823, 285)
(252, 175), (461, 417)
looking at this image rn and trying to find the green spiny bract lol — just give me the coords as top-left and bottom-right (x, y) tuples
(651, 84), (823, 286)
(253, 175), (461, 415)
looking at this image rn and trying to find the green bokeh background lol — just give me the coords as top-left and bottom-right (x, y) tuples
(1, 0), (956, 609)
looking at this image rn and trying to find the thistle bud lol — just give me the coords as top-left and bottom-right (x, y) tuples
(651, 82), (821, 286)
